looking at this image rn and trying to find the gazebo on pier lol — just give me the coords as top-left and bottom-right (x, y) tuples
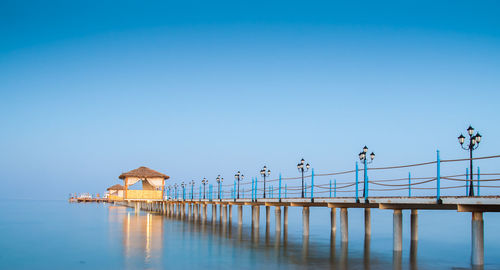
(107, 184), (125, 201)
(119, 166), (170, 200)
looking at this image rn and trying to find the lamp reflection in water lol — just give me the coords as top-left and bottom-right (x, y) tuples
(120, 208), (164, 269)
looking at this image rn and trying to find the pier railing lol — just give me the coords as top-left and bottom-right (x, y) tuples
(167, 153), (500, 202)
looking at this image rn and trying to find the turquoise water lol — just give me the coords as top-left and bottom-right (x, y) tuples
(0, 199), (499, 269)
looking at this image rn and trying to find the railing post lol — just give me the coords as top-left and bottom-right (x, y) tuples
(279, 173), (282, 201)
(356, 162), (359, 202)
(466, 168), (469, 196)
(285, 184), (287, 198)
(437, 150), (441, 203)
(408, 172), (411, 197)
(334, 179), (337, 197)
(251, 177), (254, 201)
(329, 180), (332, 198)
(311, 168), (314, 201)
(477, 166), (481, 196)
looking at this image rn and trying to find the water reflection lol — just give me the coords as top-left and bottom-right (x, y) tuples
(364, 237), (371, 270)
(410, 240), (418, 270)
(122, 211), (164, 269)
(109, 205), (421, 270)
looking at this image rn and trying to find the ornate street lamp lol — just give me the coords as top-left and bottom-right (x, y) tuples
(359, 146), (375, 201)
(234, 171), (244, 199)
(189, 180), (195, 199)
(216, 175), (224, 199)
(458, 125), (482, 196)
(201, 178), (208, 199)
(297, 158), (310, 198)
(181, 182), (186, 200)
(174, 183), (179, 199)
(260, 166), (271, 198)
(167, 185), (172, 199)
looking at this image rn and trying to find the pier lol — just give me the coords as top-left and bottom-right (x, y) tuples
(104, 152), (500, 268)
(116, 195), (500, 268)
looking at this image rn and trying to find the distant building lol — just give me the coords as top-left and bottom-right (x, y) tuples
(118, 166), (169, 201)
(107, 184), (125, 201)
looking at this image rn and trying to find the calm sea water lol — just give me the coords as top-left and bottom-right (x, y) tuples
(0, 199), (499, 269)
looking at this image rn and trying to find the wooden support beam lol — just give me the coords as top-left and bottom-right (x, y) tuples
(380, 203), (456, 210)
(458, 204), (500, 212)
(328, 203), (379, 209)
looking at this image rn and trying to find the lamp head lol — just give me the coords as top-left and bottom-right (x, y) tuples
(458, 134), (465, 145)
(467, 125), (474, 136)
(475, 133), (482, 143)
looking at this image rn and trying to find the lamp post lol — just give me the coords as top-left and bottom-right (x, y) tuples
(359, 146), (375, 200)
(458, 126), (482, 196)
(234, 171), (244, 199)
(216, 175), (223, 199)
(181, 182), (186, 200)
(260, 166), (271, 198)
(297, 158), (310, 198)
(174, 183), (179, 199)
(190, 180), (195, 199)
(167, 185), (172, 199)
(201, 178), (208, 199)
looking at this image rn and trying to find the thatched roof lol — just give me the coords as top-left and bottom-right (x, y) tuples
(107, 184), (125, 191)
(119, 166), (170, 180)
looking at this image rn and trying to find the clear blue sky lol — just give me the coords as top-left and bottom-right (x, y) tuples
(1, 0), (499, 199)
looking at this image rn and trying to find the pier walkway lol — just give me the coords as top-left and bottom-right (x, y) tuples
(114, 152), (500, 267)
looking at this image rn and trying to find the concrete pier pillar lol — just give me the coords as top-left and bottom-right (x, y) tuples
(222, 205), (228, 224)
(219, 204), (224, 222)
(331, 208), (336, 235)
(212, 204), (217, 224)
(252, 206), (260, 229)
(302, 207), (310, 237)
(471, 212), (484, 266)
(275, 206), (282, 233)
(238, 205), (243, 226)
(202, 204), (207, 222)
(393, 209), (402, 252)
(340, 208), (348, 243)
(365, 208), (371, 237)
(195, 204), (199, 221)
(266, 206), (271, 227)
(251, 206), (255, 226)
(163, 202), (167, 215)
(228, 205), (233, 224)
(188, 203), (192, 219)
(411, 209), (418, 241)
(283, 206), (289, 230)
(135, 202), (139, 214)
